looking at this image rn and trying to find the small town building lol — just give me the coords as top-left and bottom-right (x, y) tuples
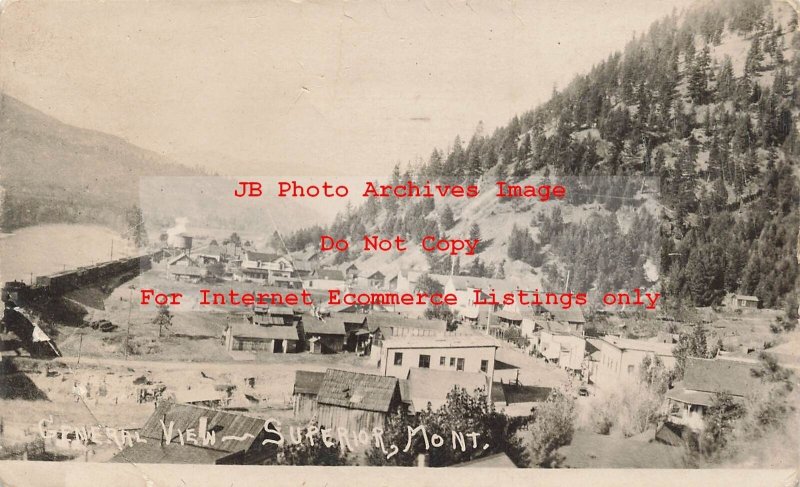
(379, 335), (498, 383)
(339, 262), (360, 281)
(590, 336), (676, 388)
(315, 369), (404, 433)
(534, 331), (586, 373)
(355, 270), (387, 289)
(252, 305), (297, 326)
(110, 402), (276, 464)
(665, 357), (763, 431)
(301, 316), (347, 353)
(292, 370), (325, 420)
(726, 293), (760, 309)
(303, 269), (347, 291)
(367, 312), (447, 349)
(167, 254), (208, 283)
(224, 321), (299, 353)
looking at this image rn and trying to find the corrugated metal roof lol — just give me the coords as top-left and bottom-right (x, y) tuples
(138, 402), (266, 453)
(293, 370), (325, 395)
(317, 369), (399, 413)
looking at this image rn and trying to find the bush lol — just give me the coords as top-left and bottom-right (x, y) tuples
(528, 389), (576, 467)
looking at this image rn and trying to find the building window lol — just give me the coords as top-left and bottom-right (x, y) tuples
(480, 360), (488, 373)
(627, 365), (634, 374)
(456, 358), (465, 371)
(394, 352), (403, 366)
(419, 355), (431, 368)
(440, 356), (446, 366)
(450, 357), (455, 367)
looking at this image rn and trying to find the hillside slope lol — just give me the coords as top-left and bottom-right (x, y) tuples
(290, 0), (800, 314)
(0, 93), (206, 232)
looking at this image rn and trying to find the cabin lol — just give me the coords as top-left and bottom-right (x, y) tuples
(224, 322), (299, 353)
(292, 370), (325, 421)
(110, 402), (276, 464)
(590, 336), (676, 388)
(727, 293), (760, 309)
(339, 262), (360, 281)
(301, 316), (347, 353)
(534, 303), (586, 336)
(167, 254), (208, 283)
(303, 269), (346, 291)
(665, 357), (763, 431)
(379, 335), (498, 383)
(315, 369), (403, 433)
(252, 305), (296, 326)
(355, 270), (386, 289)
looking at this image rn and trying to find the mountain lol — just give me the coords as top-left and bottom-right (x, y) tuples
(0, 94), (326, 236)
(291, 0), (800, 315)
(0, 93), (206, 232)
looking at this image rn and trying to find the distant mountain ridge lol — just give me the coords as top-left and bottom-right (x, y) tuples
(0, 92), (206, 232)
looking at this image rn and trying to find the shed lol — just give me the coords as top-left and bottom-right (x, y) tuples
(315, 369), (403, 432)
(110, 402), (275, 465)
(292, 370), (325, 420)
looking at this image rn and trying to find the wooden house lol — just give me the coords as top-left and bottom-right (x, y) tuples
(110, 402), (276, 464)
(224, 322), (299, 353)
(292, 370), (325, 420)
(301, 316), (347, 353)
(315, 369), (403, 432)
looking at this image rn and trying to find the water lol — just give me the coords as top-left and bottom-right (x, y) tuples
(0, 224), (136, 284)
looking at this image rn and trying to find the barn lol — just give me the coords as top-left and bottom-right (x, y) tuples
(315, 369), (403, 433)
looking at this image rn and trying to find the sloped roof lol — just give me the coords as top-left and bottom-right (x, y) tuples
(245, 251), (280, 262)
(495, 309), (523, 322)
(168, 253), (196, 266)
(137, 402), (266, 453)
(734, 294), (759, 302)
(683, 357), (762, 397)
(314, 269), (346, 281)
(601, 336), (675, 356)
(110, 441), (231, 464)
(455, 452), (517, 468)
(317, 369), (399, 413)
(293, 370), (325, 395)
(366, 312), (446, 333)
(406, 368), (489, 411)
(253, 305), (295, 316)
(541, 303), (586, 324)
(169, 265), (207, 277)
(302, 316), (347, 335)
(230, 322), (298, 340)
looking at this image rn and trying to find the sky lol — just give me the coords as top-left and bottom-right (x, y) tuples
(0, 0), (699, 179)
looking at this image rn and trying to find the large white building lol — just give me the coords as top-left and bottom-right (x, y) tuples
(378, 334), (498, 383)
(590, 336), (676, 388)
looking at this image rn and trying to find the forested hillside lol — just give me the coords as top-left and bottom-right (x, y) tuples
(288, 0), (799, 315)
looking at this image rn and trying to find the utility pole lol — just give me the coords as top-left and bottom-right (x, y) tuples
(110, 239), (114, 261)
(124, 285), (134, 360)
(77, 333), (83, 366)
